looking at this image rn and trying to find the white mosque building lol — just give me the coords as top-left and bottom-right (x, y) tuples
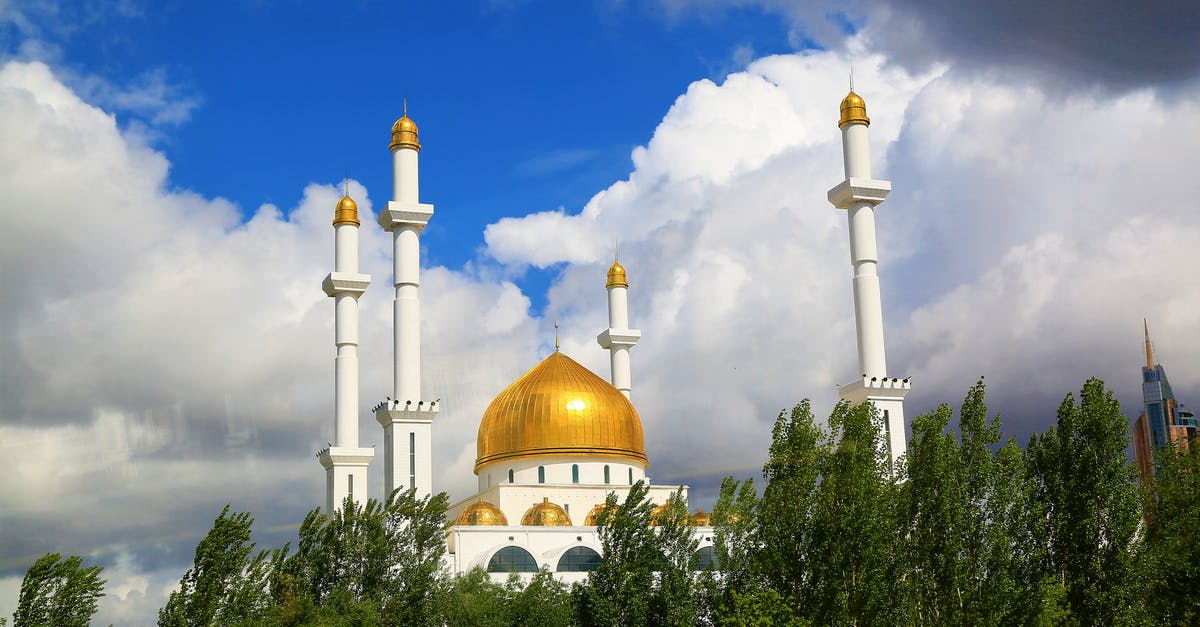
(313, 89), (909, 580)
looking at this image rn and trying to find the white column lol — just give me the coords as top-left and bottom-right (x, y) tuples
(827, 91), (909, 468)
(377, 112), (439, 500)
(319, 195), (374, 512)
(597, 262), (641, 399)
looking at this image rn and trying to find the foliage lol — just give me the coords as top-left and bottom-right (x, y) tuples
(901, 379), (1022, 625)
(1024, 378), (1143, 624)
(158, 505), (276, 626)
(1142, 437), (1200, 624)
(12, 553), (105, 627)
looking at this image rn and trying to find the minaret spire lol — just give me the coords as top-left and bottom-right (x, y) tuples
(598, 257), (641, 399)
(827, 86), (910, 469)
(318, 190), (374, 512)
(377, 105), (438, 499)
(1144, 318), (1155, 371)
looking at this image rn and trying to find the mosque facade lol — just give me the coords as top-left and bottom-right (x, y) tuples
(313, 89), (908, 579)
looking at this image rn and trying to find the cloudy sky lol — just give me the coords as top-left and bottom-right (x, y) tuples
(2, 0), (1198, 623)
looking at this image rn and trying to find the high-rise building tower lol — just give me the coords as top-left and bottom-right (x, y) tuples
(827, 88), (910, 468)
(1132, 320), (1196, 484)
(318, 193), (375, 512)
(375, 105), (440, 500)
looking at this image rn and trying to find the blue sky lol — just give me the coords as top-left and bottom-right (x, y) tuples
(3, 1), (1199, 623)
(14, 1), (806, 307)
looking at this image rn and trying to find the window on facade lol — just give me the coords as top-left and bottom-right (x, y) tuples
(487, 546), (538, 573)
(883, 409), (893, 463)
(556, 546), (602, 572)
(508, 469), (514, 483)
(348, 475), (353, 501)
(603, 465), (610, 484)
(628, 468), (633, 485)
(538, 466), (545, 484)
(572, 464), (579, 483)
(692, 546), (719, 571)
(409, 432), (416, 489)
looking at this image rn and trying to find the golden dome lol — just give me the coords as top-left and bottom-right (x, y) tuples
(474, 351), (647, 472)
(606, 261), (628, 289)
(690, 508), (711, 526)
(649, 503), (671, 527)
(584, 503), (616, 526)
(521, 497), (573, 526)
(332, 195), (360, 227)
(839, 91), (870, 128)
(455, 499), (508, 526)
(390, 115), (421, 152)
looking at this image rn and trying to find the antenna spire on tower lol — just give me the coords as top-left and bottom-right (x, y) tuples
(554, 321), (560, 352)
(849, 63), (855, 92)
(1144, 318), (1156, 370)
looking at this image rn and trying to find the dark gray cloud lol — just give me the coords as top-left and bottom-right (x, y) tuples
(869, 0), (1200, 88)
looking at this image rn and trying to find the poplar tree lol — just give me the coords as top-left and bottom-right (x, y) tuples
(1142, 437), (1200, 623)
(13, 553), (105, 627)
(1024, 378), (1143, 624)
(805, 400), (901, 625)
(158, 505), (275, 626)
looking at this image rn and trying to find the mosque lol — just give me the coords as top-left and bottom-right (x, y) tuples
(313, 90), (910, 579)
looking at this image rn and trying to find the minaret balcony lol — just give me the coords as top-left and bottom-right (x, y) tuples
(322, 272), (371, 297)
(379, 200), (435, 232)
(597, 328), (641, 349)
(827, 177), (892, 209)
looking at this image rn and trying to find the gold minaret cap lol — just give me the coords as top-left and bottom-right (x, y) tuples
(838, 91), (870, 128)
(606, 261), (629, 289)
(390, 101), (421, 152)
(333, 195), (360, 227)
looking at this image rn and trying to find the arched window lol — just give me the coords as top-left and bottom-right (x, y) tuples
(487, 546), (538, 573)
(556, 546), (602, 572)
(628, 468), (633, 485)
(538, 466), (546, 483)
(508, 469), (514, 483)
(692, 546), (719, 571)
(603, 465), (610, 484)
(572, 464), (579, 483)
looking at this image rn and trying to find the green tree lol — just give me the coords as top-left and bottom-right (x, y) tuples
(1142, 438), (1200, 623)
(273, 490), (449, 626)
(1025, 378), (1143, 624)
(506, 568), (573, 626)
(576, 481), (658, 626)
(755, 400), (824, 606)
(13, 553), (105, 627)
(441, 568), (511, 627)
(159, 505), (276, 626)
(650, 489), (700, 625)
(901, 379), (1022, 624)
(704, 476), (763, 624)
(805, 400), (901, 625)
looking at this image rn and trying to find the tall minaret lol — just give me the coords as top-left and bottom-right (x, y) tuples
(827, 87), (910, 467)
(318, 193), (375, 512)
(375, 105), (439, 500)
(597, 258), (641, 398)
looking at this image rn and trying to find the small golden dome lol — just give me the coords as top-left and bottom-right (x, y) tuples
(332, 195), (360, 227)
(839, 91), (870, 128)
(690, 508), (711, 526)
(474, 351), (647, 472)
(455, 499), (508, 526)
(606, 261), (628, 289)
(584, 503), (616, 526)
(390, 115), (421, 152)
(521, 497), (572, 526)
(649, 503), (672, 527)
